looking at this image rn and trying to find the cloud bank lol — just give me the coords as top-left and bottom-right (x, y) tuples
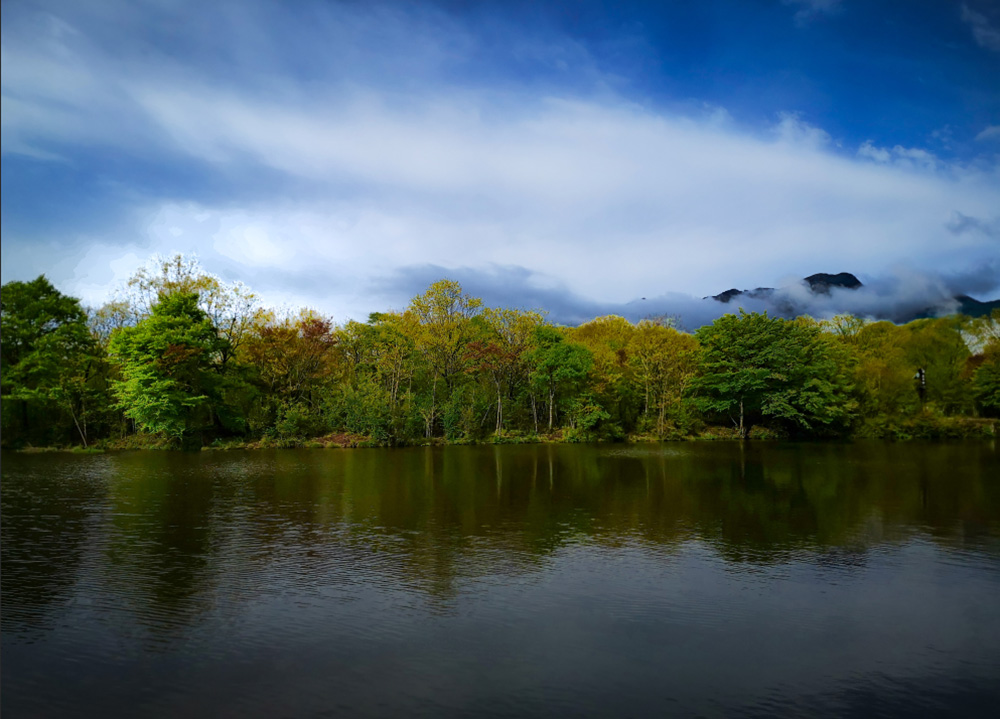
(2, 0), (998, 325)
(961, 3), (1000, 52)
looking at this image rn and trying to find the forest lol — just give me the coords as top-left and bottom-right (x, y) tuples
(2, 255), (998, 450)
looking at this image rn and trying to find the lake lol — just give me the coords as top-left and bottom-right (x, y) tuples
(2, 442), (999, 718)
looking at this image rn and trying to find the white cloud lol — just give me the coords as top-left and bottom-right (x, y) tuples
(976, 125), (1000, 141)
(2, 0), (999, 321)
(773, 112), (832, 148)
(856, 141), (941, 172)
(783, 0), (843, 26)
(857, 140), (890, 163)
(961, 4), (1000, 51)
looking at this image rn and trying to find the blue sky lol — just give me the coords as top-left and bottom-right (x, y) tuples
(2, 0), (999, 323)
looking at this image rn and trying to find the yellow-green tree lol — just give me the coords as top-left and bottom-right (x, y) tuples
(842, 319), (916, 421)
(631, 321), (700, 437)
(119, 254), (263, 370)
(903, 318), (973, 414)
(467, 307), (545, 434)
(406, 280), (482, 437)
(334, 312), (418, 442)
(569, 315), (639, 434)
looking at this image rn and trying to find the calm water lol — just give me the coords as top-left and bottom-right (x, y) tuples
(2, 442), (999, 718)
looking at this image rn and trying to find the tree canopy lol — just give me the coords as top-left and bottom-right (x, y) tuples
(687, 311), (854, 437)
(109, 291), (226, 442)
(2, 258), (995, 449)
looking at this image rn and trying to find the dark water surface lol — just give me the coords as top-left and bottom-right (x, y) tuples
(3, 442), (999, 718)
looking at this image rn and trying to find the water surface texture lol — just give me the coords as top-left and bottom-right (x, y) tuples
(3, 442), (999, 718)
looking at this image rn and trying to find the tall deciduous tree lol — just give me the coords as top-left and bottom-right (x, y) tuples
(569, 315), (640, 432)
(109, 292), (225, 445)
(528, 326), (593, 431)
(469, 307), (545, 434)
(406, 280), (482, 437)
(119, 254), (263, 370)
(2, 276), (106, 446)
(688, 311), (854, 437)
(903, 318), (973, 414)
(631, 321), (700, 437)
(241, 309), (339, 437)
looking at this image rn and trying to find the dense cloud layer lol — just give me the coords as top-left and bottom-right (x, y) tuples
(377, 263), (998, 329)
(2, 0), (998, 322)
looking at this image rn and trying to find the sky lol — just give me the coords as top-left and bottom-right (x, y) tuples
(2, 0), (999, 326)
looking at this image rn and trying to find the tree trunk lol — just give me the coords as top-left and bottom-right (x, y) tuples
(495, 382), (503, 435)
(69, 404), (88, 448)
(426, 375), (438, 438)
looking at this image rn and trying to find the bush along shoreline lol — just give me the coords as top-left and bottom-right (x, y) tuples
(4, 256), (999, 451)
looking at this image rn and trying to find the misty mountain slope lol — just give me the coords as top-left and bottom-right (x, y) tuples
(955, 295), (1000, 317)
(705, 272), (998, 323)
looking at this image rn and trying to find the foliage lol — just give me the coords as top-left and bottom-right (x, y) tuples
(903, 318), (972, 414)
(842, 320), (916, 420)
(118, 254), (264, 369)
(4, 255), (993, 448)
(631, 321), (700, 437)
(570, 315), (642, 430)
(241, 309), (338, 432)
(406, 280), (483, 437)
(1, 276), (109, 446)
(109, 292), (225, 443)
(688, 311), (855, 437)
(973, 338), (1000, 416)
(528, 326), (593, 431)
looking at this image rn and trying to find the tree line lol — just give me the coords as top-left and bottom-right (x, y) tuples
(2, 255), (998, 449)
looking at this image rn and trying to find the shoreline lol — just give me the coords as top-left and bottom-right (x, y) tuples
(7, 418), (996, 454)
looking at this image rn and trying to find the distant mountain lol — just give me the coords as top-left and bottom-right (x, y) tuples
(954, 294), (1000, 317)
(803, 272), (863, 293)
(711, 272), (863, 303)
(708, 272), (998, 321)
(711, 286), (775, 303)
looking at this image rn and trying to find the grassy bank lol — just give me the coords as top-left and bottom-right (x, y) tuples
(10, 414), (995, 454)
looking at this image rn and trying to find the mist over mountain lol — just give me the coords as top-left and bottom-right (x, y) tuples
(386, 263), (999, 331)
(704, 271), (998, 324)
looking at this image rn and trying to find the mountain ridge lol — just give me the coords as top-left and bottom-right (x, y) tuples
(707, 272), (999, 321)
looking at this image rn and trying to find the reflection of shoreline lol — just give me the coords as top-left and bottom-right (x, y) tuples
(2, 442), (997, 635)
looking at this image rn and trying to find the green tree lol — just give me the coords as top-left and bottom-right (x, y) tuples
(904, 318), (973, 414)
(241, 309), (339, 438)
(569, 315), (641, 434)
(842, 319), (917, 424)
(332, 313), (417, 443)
(120, 254), (263, 370)
(688, 311), (854, 437)
(528, 326), (593, 431)
(406, 280), (482, 437)
(1, 276), (105, 446)
(973, 340), (1000, 416)
(468, 307), (545, 435)
(631, 321), (700, 437)
(109, 292), (226, 445)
